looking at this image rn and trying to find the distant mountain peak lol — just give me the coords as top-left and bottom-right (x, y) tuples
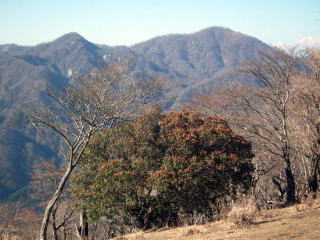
(194, 26), (245, 38)
(40, 32), (99, 53)
(196, 26), (233, 33)
(61, 32), (83, 38)
(53, 32), (86, 43)
(132, 26), (249, 49)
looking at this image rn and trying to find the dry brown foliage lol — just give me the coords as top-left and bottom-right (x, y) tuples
(227, 197), (258, 227)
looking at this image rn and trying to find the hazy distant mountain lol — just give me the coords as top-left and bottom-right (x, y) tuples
(0, 53), (68, 199)
(0, 26), (274, 200)
(132, 27), (273, 106)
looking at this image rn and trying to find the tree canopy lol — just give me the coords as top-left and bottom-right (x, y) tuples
(72, 109), (254, 229)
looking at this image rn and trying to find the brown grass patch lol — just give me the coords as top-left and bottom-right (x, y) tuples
(0, 234), (22, 240)
(226, 197), (258, 227)
(118, 197), (320, 240)
(178, 225), (205, 237)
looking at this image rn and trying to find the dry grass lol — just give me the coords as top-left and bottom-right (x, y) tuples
(0, 234), (22, 240)
(226, 197), (258, 227)
(118, 197), (320, 240)
(178, 225), (205, 237)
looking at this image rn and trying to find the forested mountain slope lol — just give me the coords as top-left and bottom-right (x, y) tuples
(0, 26), (274, 200)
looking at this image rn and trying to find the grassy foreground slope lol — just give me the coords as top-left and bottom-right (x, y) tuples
(118, 199), (320, 240)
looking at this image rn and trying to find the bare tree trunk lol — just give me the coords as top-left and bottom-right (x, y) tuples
(301, 156), (310, 186)
(309, 155), (319, 196)
(272, 176), (285, 201)
(284, 159), (296, 204)
(39, 164), (73, 240)
(52, 224), (59, 240)
(51, 209), (59, 240)
(76, 211), (89, 240)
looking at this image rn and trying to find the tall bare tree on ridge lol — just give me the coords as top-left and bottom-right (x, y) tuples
(29, 62), (164, 240)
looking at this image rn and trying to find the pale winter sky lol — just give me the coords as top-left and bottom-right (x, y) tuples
(1, 0), (320, 47)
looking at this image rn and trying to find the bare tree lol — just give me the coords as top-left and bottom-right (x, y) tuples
(0, 202), (21, 237)
(237, 50), (301, 204)
(31, 159), (74, 240)
(29, 62), (164, 240)
(187, 50), (301, 204)
(290, 48), (320, 197)
(75, 211), (89, 240)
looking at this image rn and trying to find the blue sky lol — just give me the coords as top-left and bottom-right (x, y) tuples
(1, 0), (320, 46)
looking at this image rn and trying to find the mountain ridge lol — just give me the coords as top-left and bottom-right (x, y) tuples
(0, 26), (274, 200)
